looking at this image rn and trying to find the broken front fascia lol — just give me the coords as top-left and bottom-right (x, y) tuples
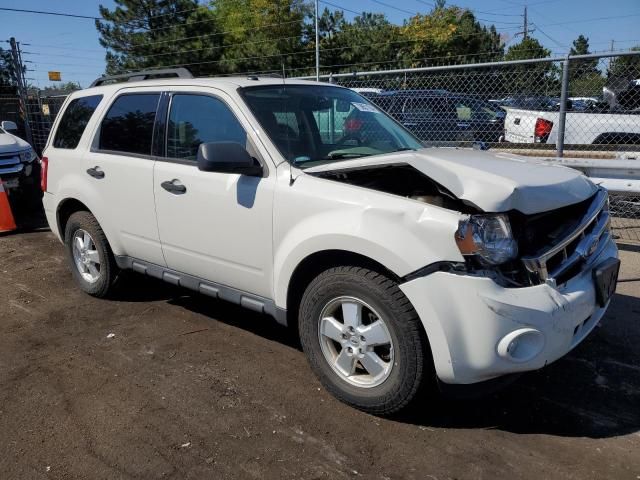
(400, 236), (617, 384)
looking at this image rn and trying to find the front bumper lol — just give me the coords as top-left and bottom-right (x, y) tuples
(400, 236), (618, 384)
(0, 154), (36, 188)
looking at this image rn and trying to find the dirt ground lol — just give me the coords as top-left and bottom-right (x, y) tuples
(1, 217), (640, 479)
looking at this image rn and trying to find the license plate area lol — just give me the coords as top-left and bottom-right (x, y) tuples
(593, 258), (620, 307)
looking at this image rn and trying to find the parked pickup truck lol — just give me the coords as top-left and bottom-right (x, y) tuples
(504, 80), (640, 146)
(0, 120), (39, 191)
(43, 71), (620, 415)
(504, 108), (640, 146)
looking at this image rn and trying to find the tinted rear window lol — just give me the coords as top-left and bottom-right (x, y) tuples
(99, 93), (160, 155)
(53, 95), (103, 149)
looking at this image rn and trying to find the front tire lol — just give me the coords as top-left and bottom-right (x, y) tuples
(298, 266), (431, 415)
(64, 211), (119, 298)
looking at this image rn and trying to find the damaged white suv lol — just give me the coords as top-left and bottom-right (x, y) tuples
(42, 72), (620, 414)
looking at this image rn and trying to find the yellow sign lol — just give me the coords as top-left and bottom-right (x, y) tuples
(42, 104), (50, 116)
(48, 71), (61, 81)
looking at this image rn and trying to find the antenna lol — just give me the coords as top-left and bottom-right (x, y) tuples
(280, 61), (296, 186)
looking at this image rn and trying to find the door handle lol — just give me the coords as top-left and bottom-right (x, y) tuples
(161, 179), (187, 194)
(86, 166), (105, 179)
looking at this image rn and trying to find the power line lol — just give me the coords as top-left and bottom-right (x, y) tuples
(369, 0), (418, 16)
(0, 7), (99, 20)
(319, 0), (361, 16)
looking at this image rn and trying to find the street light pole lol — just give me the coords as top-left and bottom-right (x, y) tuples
(315, 0), (320, 81)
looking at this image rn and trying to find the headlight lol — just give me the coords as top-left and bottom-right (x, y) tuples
(19, 148), (37, 163)
(455, 214), (518, 265)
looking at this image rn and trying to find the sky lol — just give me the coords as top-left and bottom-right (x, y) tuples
(1, 0), (639, 88)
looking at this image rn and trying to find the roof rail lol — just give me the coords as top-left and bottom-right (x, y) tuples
(90, 68), (193, 87)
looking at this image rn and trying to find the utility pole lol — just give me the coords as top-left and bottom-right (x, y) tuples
(315, 0), (320, 81)
(514, 5), (534, 41)
(8, 37), (33, 147)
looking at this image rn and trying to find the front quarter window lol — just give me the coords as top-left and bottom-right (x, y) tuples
(240, 84), (422, 168)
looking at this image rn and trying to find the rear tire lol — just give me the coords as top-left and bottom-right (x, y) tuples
(298, 266), (431, 415)
(64, 211), (119, 298)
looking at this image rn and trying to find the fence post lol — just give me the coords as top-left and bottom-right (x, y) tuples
(556, 54), (570, 158)
(9, 37), (34, 148)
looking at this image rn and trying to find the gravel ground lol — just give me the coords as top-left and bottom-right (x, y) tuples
(1, 226), (639, 480)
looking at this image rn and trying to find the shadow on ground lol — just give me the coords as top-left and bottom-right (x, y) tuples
(111, 271), (640, 440)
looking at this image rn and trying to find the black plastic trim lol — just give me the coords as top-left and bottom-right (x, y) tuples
(114, 255), (286, 326)
(402, 261), (467, 282)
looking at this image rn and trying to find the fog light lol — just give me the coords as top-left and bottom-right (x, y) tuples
(497, 328), (545, 363)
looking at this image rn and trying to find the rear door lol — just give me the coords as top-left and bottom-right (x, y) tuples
(83, 89), (165, 266)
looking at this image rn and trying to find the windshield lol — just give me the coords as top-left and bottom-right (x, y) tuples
(240, 84), (422, 168)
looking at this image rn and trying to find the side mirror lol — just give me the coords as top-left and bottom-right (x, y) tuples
(196, 142), (263, 177)
(1, 121), (18, 131)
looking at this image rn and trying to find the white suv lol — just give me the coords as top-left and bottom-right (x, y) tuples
(42, 72), (620, 414)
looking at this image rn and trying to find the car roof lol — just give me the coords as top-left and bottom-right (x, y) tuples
(69, 77), (340, 98)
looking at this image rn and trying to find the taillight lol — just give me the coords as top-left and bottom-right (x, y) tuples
(534, 118), (553, 142)
(41, 156), (48, 192)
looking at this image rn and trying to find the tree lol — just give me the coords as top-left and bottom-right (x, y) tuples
(96, 0), (224, 76)
(608, 45), (640, 80)
(210, 0), (309, 74)
(503, 37), (557, 95)
(0, 48), (18, 86)
(304, 7), (347, 75)
(42, 82), (81, 94)
(333, 13), (401, 72)
(568, 34), (600, 83)
(399, 6), (503, 68)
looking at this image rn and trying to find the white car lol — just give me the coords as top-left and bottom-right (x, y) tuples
(0, 120), (39, 190)
(42, 72), (620, 414)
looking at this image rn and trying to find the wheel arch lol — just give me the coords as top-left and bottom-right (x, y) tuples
(284, 249), (402, 333)
(57, 198), (93, 239)
(56, 197), (122, 256)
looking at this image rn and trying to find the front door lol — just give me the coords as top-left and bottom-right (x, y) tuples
(153, 92), (274, 298)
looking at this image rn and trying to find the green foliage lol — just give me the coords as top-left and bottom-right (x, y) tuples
(568, 35), (600, 81)
(608, 46), (640, 80)
(95, 1), (511, 78)
(0, 48), (18, 86)
(96, 0), (223, 76)
(399, 7), (502, 67)
(569, 72), (606, 97)
(505, 37), (549, 61)
(210, 0), (309, 74)
(504, 38), (557, 95)
(42, 82), (81, 93)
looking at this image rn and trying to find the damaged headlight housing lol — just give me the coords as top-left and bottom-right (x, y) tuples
(455, 214), (518, 265)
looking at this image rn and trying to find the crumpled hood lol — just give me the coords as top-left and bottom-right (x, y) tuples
(303, 148), (597, 214)
(0, 131), (30, 152)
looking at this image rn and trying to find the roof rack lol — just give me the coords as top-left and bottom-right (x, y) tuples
(90, 68), (193, 87)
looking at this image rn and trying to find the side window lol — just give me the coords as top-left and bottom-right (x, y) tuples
(167, 94), (247, 161)
(99, 93), (160, 155)
(53, 95), (103, 149)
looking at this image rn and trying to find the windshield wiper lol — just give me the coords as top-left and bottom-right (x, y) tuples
(392, 147), (415, 153)
(324, 152), (374, 160)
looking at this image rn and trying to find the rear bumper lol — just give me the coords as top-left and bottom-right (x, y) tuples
(43, 192), (61, 241)
(400, 236), (618, 385)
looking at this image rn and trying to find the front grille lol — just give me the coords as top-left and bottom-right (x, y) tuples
(521, 188), (610, 285)
(0, 152), (23, 175)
